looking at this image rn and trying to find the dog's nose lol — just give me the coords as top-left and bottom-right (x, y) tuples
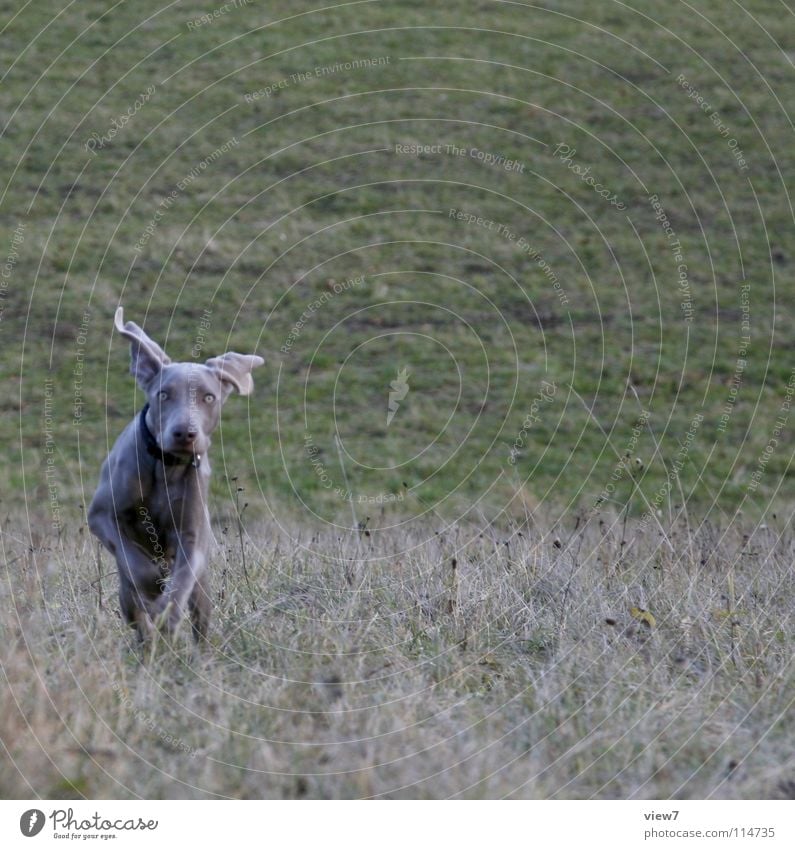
(173, 427), (198, 443)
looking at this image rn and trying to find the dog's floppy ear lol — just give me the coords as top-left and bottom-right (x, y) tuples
(114, 307), (171, 389)
(205, 352), (265, 399)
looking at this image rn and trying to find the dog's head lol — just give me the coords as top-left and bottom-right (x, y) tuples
(114, 307), (264, 456)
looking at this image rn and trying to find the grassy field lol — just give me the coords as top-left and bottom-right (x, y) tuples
(2, 0), (795, 800)
(2, 513), (794, 799)
(1, 0), (795, 522)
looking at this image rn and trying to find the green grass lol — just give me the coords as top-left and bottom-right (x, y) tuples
(2, 1), (795, 524)
(2, 1), (795, 801)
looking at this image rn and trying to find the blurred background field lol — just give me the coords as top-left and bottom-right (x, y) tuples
(1, 0), (794, 528)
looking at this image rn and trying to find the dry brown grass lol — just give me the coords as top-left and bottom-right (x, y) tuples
(1, 509), (794, 799)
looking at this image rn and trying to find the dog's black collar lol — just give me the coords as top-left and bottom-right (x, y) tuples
(139, 404), (201, 469)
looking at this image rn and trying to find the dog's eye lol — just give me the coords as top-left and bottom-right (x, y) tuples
(204, 393), (215, 403)
(158, 391), (168, 401)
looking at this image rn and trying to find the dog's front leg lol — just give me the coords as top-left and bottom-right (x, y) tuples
(155, 531), (208, 636)
(88, 504), (167, 638)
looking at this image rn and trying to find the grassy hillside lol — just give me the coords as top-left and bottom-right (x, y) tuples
(1, 1), (794, 526)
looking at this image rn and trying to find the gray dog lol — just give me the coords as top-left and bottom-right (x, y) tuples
(88, 308), (264, 640)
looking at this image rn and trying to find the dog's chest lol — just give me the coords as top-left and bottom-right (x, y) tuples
(143, 465), (210, 533)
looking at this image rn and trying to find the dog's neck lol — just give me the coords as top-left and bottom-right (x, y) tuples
(139, 403), (202, 469)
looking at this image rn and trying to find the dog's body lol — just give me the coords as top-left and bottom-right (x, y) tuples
(88, 308), (264, 640)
